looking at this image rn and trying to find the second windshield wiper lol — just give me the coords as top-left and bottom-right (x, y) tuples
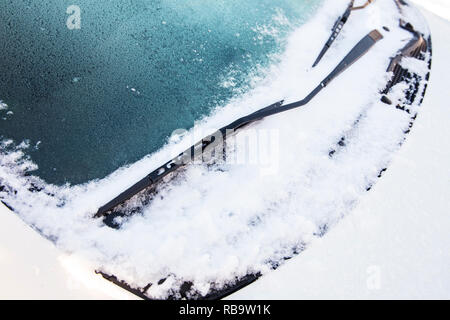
(312, 0), (375, 68)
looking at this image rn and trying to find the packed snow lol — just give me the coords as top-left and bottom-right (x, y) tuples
(0, 0), (433, 298)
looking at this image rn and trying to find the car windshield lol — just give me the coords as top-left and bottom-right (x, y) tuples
(0, 0), (320, 185)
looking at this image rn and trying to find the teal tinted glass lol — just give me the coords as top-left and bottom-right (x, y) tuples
(0, 0), (320, 185)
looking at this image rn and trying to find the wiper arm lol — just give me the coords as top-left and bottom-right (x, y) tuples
(95, 30), (383, 222)
(352, 0), (375, 10)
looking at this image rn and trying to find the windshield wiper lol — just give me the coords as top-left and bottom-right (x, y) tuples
(312, 0), (375, 67)
(95, 30), (383, 224)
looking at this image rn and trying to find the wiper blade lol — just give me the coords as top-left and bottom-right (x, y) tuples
(95, 30), (383, 223)
(312, 0), (375, 68)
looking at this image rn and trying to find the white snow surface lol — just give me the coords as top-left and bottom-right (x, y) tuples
(231, 2), (450, 299)
(0, 0), (440, 299)
(0, 204), (137, 299)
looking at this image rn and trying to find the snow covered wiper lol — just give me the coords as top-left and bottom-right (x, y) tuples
(95, 30), (383, 223)
(382, 20), (428, 96)
(312, 0), (375, 67)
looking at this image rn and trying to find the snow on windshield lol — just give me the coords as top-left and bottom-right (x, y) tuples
(0, 0), (431, 299)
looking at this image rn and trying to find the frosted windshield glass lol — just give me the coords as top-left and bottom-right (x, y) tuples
(0, 0), (320, 185)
